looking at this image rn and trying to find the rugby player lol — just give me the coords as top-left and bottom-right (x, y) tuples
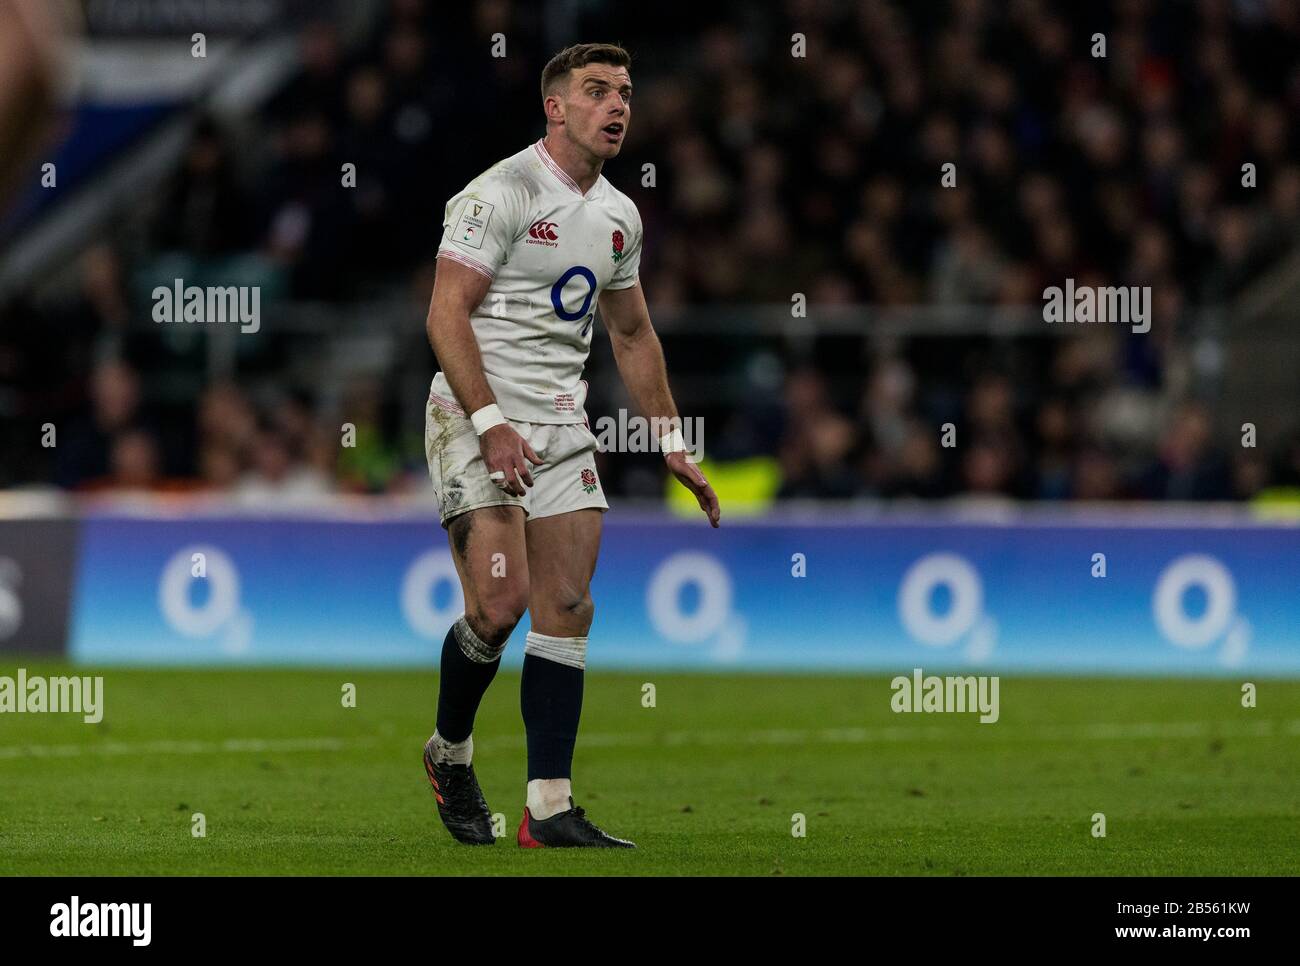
(421, 43), (720, 848)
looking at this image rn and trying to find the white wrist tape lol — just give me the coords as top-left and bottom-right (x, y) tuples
(659, 426), (686, 455)
(470, 403), (507, 436)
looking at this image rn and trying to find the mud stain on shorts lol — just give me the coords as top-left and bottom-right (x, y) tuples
(444, 475), (466, 511)
(427, 405), (457, 460)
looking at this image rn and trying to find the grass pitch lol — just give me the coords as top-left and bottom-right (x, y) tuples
(1, 664), (1297, 875)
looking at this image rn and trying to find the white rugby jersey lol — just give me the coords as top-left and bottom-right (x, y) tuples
(432, 138), (643, 424)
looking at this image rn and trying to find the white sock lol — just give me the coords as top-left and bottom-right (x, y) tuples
(527, 778), (572, 819)
(429, 730), (473, 766)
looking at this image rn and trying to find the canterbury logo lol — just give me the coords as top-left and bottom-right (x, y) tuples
(528, 220), (560, 241)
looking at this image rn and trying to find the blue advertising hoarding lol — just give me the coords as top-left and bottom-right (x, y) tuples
(68, 508), (1299, 675)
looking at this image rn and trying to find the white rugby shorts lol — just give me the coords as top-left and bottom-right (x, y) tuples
(424, 392), (608, 527)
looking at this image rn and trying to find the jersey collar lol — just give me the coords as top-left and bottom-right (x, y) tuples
(533, 138), (602, 199)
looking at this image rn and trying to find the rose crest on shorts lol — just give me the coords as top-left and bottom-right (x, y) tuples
(580, 468), (598, 493)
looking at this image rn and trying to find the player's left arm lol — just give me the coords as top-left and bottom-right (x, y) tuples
(598, 282), (720, 527)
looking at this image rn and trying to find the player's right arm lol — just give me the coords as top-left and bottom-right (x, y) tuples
(427, 183), (542, 497)
(425, 258), (497, 417)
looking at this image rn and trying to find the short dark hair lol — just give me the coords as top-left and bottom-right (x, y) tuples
(541, 43), (631, 99)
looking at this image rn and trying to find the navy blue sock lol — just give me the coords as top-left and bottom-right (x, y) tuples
(435, 621), (502, 743)
(520, 653), (584, 780)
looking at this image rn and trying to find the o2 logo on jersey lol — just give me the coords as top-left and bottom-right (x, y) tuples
(551, 265), (597, 337)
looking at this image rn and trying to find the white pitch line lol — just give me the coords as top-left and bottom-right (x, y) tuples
(507, 719), (1299, 749)
(0, 736), (375, 761)
(1, 720), (1295, 762)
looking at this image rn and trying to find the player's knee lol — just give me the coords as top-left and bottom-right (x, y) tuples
(545, 590), (593, 633)
(472, 586), (529, 642)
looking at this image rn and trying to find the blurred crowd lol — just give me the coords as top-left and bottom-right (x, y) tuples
(37, 357), (426, 501)
(1, 0), (1298, 501)
(769, 358), (1300, 501)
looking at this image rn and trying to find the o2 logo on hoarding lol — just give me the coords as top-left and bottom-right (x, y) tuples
(897, 552), (997, 660)
(158, 546), (252, 654)
(0, 558), (22, 641)
(1153, 554), (1248, 665)
(401, 550), (465, 639)
(646, 551), (746, 661)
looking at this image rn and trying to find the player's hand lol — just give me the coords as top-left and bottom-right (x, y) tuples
(666, 451), (720, 527)
(481, 424), (542, 497)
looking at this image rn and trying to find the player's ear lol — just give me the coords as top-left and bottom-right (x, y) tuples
(543, 91), (564, 125)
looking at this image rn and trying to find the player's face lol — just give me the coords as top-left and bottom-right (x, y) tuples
(561, 64), (632, 160)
